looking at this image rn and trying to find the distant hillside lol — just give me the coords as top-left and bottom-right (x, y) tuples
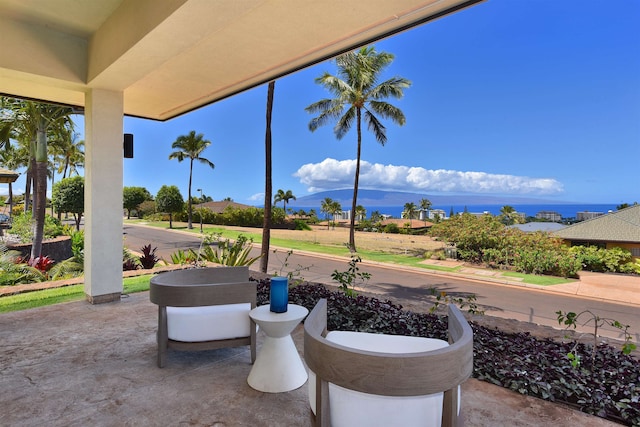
(288, 189), (566, 208)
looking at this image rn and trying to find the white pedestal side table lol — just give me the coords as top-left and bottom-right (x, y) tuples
(247, 304), (309, 393)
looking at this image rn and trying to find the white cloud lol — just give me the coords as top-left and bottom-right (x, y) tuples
(294, 158), (563, 195)
(247, 192), (265, 202)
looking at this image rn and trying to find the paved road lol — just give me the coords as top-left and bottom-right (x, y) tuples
(124, 223), (640, 343)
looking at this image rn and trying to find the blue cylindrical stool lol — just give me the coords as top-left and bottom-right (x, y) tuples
(269, 277), (289, 313)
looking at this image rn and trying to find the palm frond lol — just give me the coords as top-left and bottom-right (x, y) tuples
(364, 111), (387, 145)
(48, 258), (84, 280)
(367, 101), (406, 126)
(308, 103), (345, 132)
(305, 99), (337, 114)
(369, 77), (412, 100)
(334, 107), (357, 140)
(196, 157), (215, 169)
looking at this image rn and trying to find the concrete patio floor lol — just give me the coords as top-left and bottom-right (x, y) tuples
(1, 292), (618, 426)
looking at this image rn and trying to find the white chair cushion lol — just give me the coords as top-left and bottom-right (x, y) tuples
(309, 331), (454, 427)
(167, 303), (251, 342)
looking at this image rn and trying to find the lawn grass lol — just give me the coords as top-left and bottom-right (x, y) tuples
(126, 220), (574, 286)
(502, 271), (574, 286)
(0, 274), (154, 313)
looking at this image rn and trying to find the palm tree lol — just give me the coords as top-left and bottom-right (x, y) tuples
(57, 132), (84, 179)
(329, 200), (342, 230)
(306, 46), (410, 252)
(355, 205), (366, 222)
(274, 189), (296, 213)
(168, 131), (215, 229)
(1, 98), (73, 258)
(403, 202), (417, 228)
(420, 198), (432, 225)
(499, 205), (522, 225)
(320, 197), (334, 230)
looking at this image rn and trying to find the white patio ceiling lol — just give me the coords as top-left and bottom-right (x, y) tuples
(0, 0), (482, 121)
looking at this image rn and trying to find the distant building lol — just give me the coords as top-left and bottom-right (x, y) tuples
(536, 211), (562, 222)
(426, 209), (447, 220)
(334, 210), (350, 221)
(577, 211), (604, 221)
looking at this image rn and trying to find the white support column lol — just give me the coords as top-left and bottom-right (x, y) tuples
(84, 89), (124, 304)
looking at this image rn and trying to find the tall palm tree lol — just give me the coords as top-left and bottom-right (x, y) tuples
(168, 131), (215, 229)
(306, 46), (410, 252)
(420, 198), (432, 225)
(274, 189), (296, 213)
(403, 202), (417, 228)
(1, 97), (72, 258)
(31, 103), (73, 258)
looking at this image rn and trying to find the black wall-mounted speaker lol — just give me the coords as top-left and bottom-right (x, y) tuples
(123, 133), (134, 158)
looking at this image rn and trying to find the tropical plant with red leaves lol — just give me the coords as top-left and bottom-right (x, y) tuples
(28, 256), (55, 273)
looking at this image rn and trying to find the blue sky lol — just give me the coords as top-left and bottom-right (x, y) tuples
(6, 0), (639, 205)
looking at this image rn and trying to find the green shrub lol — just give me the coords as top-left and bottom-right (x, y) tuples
(143, 213), (166, 222)
(383, 223), (400, 234)
(294, 219), (311, 230)
(8, 212), (63, 243)
(136, 200), (157, 218)
(431, 214), (580, 277)
(570, 245), (634, 273)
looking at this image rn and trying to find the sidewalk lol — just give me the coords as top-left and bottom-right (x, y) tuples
(416, 258), (640, 307)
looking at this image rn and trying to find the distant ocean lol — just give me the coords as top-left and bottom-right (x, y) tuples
(286, 204), (620, 219)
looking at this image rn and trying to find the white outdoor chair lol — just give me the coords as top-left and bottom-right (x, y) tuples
(304, 299), (473, 427)
(149, 266), (256, 368)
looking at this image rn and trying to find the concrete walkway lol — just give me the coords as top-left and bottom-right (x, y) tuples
(414, 258), (640, 307)
(0, 292), (619, 426)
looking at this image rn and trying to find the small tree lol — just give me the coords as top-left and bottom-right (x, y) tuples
(156, 185), (184, 229)
(52, 176), (84, 230)
(123, 186), (152, 219)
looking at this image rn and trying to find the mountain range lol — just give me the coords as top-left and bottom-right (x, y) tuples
(287, 189), (568, 208)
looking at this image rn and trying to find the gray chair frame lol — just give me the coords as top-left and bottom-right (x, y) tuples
(304, 299), (473, 427)
(149, 266), (256, 368)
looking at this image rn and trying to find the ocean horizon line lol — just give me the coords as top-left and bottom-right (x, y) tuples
(278, 203), (620, 219)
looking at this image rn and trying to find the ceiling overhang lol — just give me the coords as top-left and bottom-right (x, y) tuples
(0, 0), (483, 121)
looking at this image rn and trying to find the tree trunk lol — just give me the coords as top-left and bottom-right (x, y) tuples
(187, 160), (193, 229)
(50, 169), (55, 217)
(8, 182), (13, 217)
(74, 213), (82, 231)
(24, 159), (33, 213)
(31, 122), (48, 260)
(31, 161), (47, 259)
(349, 108), (362, 253)
(260, 81), (275, 273)
(169, 213), (173, 229)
